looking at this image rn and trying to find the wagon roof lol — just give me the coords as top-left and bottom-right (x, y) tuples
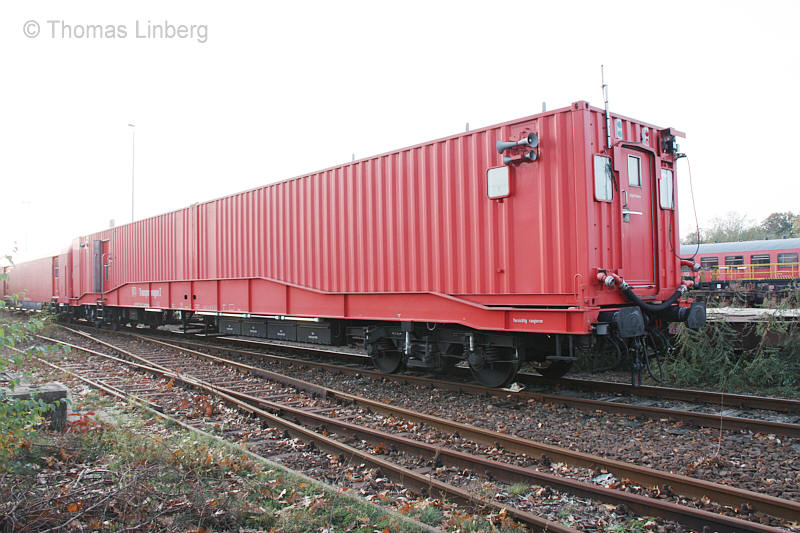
(681, 238), (800, 255)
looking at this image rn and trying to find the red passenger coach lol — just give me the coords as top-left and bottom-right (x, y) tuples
(681, 239), (800, 304)
(4, 101), (705, 386)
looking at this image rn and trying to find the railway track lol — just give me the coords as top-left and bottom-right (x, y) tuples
(31, 326), (800, 532)
(23, 341), (569, 532)
(113, 327), (800, 437)
(155, 327), (800, 414)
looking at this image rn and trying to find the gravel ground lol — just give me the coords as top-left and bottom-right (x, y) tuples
(29, 353), (483, 531)
(291, 365), (800, 498)
(184, 332), (800, 424)
(175, 335), (800, 501)
(42, 327), (800, 530)
(37, 330), (695, 532)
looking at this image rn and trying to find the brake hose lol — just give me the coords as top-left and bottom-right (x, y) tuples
(620, 284), (685, 313)
(597, 271), (687, 313)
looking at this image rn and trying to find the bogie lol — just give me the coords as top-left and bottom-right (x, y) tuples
(32, 303), (677, 387)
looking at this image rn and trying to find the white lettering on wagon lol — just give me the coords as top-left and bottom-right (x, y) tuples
(512, 318), (544, 325)
(130, 287), (162, 297)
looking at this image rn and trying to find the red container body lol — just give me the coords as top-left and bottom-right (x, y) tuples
(5, 257), (54, 305)
(11, 101), (685, 335)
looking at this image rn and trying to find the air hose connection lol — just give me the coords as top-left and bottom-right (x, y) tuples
(680, 259), (701, 271)
(596, 271), (693, 313)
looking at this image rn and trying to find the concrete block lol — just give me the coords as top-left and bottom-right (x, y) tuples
(1, 382), (69, 431)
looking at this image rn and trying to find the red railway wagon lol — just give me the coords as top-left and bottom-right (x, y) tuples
(681, 239), (800, 303)
(4, 101), (705, 386)
(4, 256), (57, 308)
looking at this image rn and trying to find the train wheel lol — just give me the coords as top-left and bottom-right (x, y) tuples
(368, 338), (404, 373)
(469, 347), (519, 388)
(534, 360), (573, 379)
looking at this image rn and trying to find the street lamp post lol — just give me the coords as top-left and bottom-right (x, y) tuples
(128, 123), (135, 222)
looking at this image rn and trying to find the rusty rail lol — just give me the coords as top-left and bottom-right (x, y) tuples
(41, 328), (800, 530)
(118, 329), (800, 438)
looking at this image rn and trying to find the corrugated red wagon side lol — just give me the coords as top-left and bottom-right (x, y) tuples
(4, 101), (705, 386)
(5, 257), (55, 306)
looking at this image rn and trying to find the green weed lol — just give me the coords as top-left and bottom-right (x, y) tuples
(508, 482), (529, 496)
(664, 309), (800, 396)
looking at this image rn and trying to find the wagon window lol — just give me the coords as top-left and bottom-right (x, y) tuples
(700, 256), (718, 270)
(53, 258), (59, 278)
(627, 155), (641, 187)
(593, 155), (613, 201)
(751, 254), (770, 271)
(659, 168), (674, 209)
(776, 253), (797, 270)
(725, 255), (744, 266)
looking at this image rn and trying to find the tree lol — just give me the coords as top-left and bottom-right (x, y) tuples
(682, 211), (799, 244)
(760, 211), (798, 239)
(683, 212), (763, 244)
(710, 212), (760, 242)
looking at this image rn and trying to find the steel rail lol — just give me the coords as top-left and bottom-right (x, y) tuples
(36, 334), (577, 533)
(79, 325), (800, 414)
(29, 354), (441, 533)
(44, 329), (800, 527)
(123, 333), (800, 525)
(212, 334), (800, 414)
(110, 329), (800, 438)
(517, 375), (800, 415)
(9, 345), (163, 412)
(160, 374), (799, 531)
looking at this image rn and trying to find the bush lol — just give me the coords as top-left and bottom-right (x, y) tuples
(664, 311), (800, 395)
(0, 269), (60, 457)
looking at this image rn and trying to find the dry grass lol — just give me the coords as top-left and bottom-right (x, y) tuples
(0, 392), (428, 532)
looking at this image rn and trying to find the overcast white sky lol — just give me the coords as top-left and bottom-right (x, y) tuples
(1, 0), (798, 262)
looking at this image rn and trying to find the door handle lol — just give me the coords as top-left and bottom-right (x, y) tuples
(621, 190), (641, 215)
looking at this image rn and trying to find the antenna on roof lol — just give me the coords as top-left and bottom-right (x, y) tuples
(601, 65), (611, 149)
(542, 102), (546, 112)
(465, 122), (469, 132)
